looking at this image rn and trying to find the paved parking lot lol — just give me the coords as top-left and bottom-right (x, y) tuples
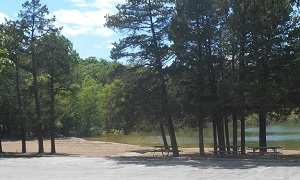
(0, 156), (299, 180)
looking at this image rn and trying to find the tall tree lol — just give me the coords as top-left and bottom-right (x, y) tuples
(0, 31), (9, 153)
(37, 34), (71, 153)
(244, 0), (292, 150)
(227, 0), (295, 150)
(18, 0), (59, 153)
(170, 0), (228, 154)
(225, 0), (251, 155)
(2, 20), (28, 153)
(106, 0), (179, 156)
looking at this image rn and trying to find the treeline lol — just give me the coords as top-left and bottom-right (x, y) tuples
(1, 0), (300, 156)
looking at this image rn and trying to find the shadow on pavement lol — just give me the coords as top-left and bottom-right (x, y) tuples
(106, 156), (300, 170)
(0, 152), (70, 159)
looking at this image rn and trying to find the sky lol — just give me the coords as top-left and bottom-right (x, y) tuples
(0, 0), (126, 60)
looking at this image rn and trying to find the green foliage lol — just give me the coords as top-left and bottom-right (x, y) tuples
(98, 79), (125, 133)
(105, 0), (174, 66)
(72, 77), (103, 136)
(0, 32), (10, 73)
(1, 0), (300, 144)
(287, 110), (300, 122)
(67, 59), (124, 136)
(245, 113), (259, 125)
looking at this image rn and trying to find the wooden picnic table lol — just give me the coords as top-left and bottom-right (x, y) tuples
(248, 146), (282, 159)
(214, 145), (242, 156)
(152, 145), (179, 157)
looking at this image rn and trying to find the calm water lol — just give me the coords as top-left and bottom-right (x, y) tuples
(88, 123), (300, 150)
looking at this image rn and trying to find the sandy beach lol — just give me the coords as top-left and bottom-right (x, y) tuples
(1, 137), (300, 159)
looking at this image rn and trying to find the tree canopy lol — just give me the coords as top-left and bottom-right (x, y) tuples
(0, 0), (300, 156)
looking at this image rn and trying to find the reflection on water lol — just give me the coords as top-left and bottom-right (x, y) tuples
(245, 125), (300, 133)
(245, 135), (300, 141)
(89, 123), (300, 150)
(245, 124), (300, 142)
(243, 123), (300, 149)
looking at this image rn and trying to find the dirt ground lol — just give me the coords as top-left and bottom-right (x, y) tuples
(1, 137), (300, 159)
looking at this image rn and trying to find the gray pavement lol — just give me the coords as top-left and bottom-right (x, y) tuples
(0, 156), (299, 180)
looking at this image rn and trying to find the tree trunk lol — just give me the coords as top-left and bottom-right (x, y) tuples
(159, 120), (168, 148)
(0, 130), (3, 153)
(215, 110), (225, 152)
(240, 113), (246, 155)
(224, 117), (230, 152)
(32, 54), (44, 154)
(213, 120), (218, 155)
(21, 126), (26, 153)
(15, 60), (27, 153)
(50, 72), (56, 154)
(166, 112), (179, 157)
(217, 123), (226, 152)
(0, 138), (2, 153)
(147, 0), (179, 157)
(232, 112), (238, 156)
(160, 75), (179, 157)
(259, 110), (267, 152)
(198, 107), (205, 157)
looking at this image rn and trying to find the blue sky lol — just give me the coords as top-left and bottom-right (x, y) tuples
(0, 0), (125, 60)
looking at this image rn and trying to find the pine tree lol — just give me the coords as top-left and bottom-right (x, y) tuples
(106, 0), (180, 156)
(18, 0), (59, 153)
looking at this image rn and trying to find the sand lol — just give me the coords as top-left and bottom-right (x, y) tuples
(1, 137), (300, 159)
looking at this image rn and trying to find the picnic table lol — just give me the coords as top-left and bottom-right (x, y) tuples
(152, 145), (179, 157)
(248, 146), (282, 159)
(213, 145), (242, 156)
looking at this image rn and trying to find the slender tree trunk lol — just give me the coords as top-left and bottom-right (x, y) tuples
(159, 120), (168, 148)
(240, 113), (246, 155)
(198, 107), (205, 157)
(21, 124), (26, 153)
(32, 54), (44, 154)
(50, 72), (56, 154)
(208, 52), (223, 153)
(232, 112), (238, 156)
(224, 117), (230, 152)
(238, 8), (247, 156)
(0, 130), (3, 153)
(213, 119), (218, 155)
(217, 122), (226, 152)
(259, 110), (267, 152)
(214, 110), (225, 152)
(0, 138), (2, 153)
(166, 112), (179, 157)
(147, 0), (178, 157)
(160, 75), (179, 157)
(15, 60), (26, 153)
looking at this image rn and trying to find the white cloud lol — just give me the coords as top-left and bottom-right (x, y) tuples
(60, 24), (93, 36)
(67, 0), (88, 7)
(54, 9), (93, 26)
(54, 0), (122, 37)
(93, 0), (125, 9)
(94, 27), (115, 37)
(66, 0), (125, 9)
(0, 12), (10, 23)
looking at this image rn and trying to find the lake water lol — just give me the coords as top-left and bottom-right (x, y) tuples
(88, 123), (300, 150)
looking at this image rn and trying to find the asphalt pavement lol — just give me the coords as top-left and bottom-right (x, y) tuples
(0, 156), (299, 180)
